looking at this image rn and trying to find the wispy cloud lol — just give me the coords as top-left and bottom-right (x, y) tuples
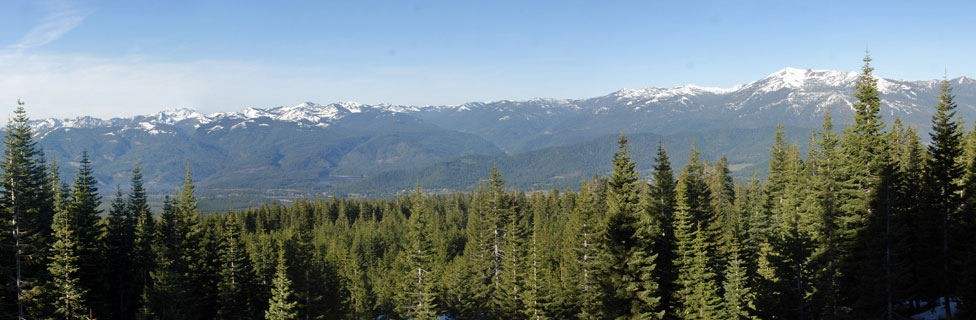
(8, 3), (93, 50)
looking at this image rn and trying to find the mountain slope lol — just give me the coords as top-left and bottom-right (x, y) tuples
(412, 68), (976, 152)
(22, 67), (976, 205)
(336, 126), (813, 197)
(29, 103), (502, 193)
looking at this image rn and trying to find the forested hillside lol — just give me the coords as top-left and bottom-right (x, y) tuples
(2, 56), (975, 320)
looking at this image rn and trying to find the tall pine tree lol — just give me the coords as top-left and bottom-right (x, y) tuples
(395, 187), (439, 319)
(924, 77), (964, 319)
(105, 185), (138, 320)
(67, 151), (108, 319)
(648, 143), (679, 319)
(2, 101), (55, 318)
(46, 189), (88, 319)
(266, 246), (298, 320)
(602, 133), (662, 319)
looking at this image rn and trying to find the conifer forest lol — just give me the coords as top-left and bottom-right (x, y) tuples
(4, 57), (976, 320)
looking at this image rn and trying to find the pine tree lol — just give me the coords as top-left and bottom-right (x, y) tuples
(287, 206), (334, 320)
(105, 185), (138, 320)
(395, 187), (439, 319)
(648, 143), (679, 319)
(67, 151), (108, 319)
(680, 223), (721, 320)
(562, 179), (604, 320)
(47, 192), (88, 319)
(174, 164), (209, 319)
(602, 133), (662, 319)
(129, 164), (155, 311)
(522, 201), (548, 320)
(672, 168), (697, 319)
(722, 240), (756, 320)
(266, 246), (298, 320)
(497, 187), (528, 319)
(144, 195), (190, 319)
(2, 100), (56, 318)
(882, 118), (918, 317)
(752, 241), (781, 319)
(837, 52), (890, 314)
(806, 109), (846, 318)
(217, 214), (254, 319)
(680, 143), (714, 237)
(771, 142), (812, 319)
(456, 182), (494, 319)
(896, 126), (927, 312)
(709, 154), (737, 259)
(925, 78), (965, 319)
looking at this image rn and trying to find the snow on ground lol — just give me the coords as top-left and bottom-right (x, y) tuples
(911, 298), (958, 320)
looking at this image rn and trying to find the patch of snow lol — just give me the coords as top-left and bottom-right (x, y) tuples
(149, 108), (212, 125)
(911, 297), (958, 320)
(338, 101), (363, 113)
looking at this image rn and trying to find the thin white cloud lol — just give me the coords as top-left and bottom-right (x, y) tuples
(8, 4), (93, 50)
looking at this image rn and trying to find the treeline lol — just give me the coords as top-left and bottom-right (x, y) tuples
(2, 55), (976, 320)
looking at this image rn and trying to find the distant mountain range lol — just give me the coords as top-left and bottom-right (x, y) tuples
(22, 68), (976, 205)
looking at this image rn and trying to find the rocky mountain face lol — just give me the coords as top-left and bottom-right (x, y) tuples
(24, 68), (976, 199)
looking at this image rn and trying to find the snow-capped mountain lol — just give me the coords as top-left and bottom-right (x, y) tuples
(24, 67), (976, 198)
(32, 67), (976, 143)
(407, 68), (976, 152)
(31, 101), (422, 136)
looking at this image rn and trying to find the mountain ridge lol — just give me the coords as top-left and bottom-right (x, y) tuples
(29, 67), (976, 134)
(17, 67), (976, 207)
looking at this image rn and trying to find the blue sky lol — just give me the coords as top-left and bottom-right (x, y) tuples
(2, 0), (975, 118)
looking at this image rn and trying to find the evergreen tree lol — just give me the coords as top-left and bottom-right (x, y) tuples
(129, 164), (155, 311)
(47, 191), (88, 319)
(266, 246), (298, 320)
(837, 52), (889, 314)
(648, 143), (679, 319)
(67, 151), (108, 319)
(395, 187), (439, 319)
(806, 109), (846, 318)
(287, 207), (335, 320)
(217, 214), (254, 319)
(602, 133), (662, 319)
(174, 164), (210, 319)
(456, 182), (494, 319)
(925, 78), (965, 319)
(722, 240), (756, 320)
(709, 154), (737, 259)
(680, 143), (713, 237)
(1, 100), (56, 318)
(752, 241), (781, 319)
(497, 188), (528, 319)
(522, 201), (548, 320)
(680, 223), (721, 320)
(771, 142), (812, 319)
(105, 185), (138, 320)
(896, 125), (927, 312)
(561, 179), (604, 320)
(144, 196), (189, 319)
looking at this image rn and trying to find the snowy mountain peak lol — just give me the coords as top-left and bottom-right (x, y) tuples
(293, 101), (321, 109)
(613, 84), (734, 101)
(756, 67), (859, 91)
(148, 108), (212, 125)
